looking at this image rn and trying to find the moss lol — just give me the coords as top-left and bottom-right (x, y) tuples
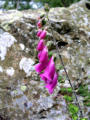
(56, 65), (64, 70)
(77, 84), (89, 97)
(72, 115), (78, 120)
(64, 95), (73, 102)
(60, 87), (72, 95)
(67, 88), (72, 93)
(68, 103), (78, 113)
(80, 118), (88, 120)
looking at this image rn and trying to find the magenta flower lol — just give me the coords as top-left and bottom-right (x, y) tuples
(38, 51), (42, 59)
(45, 72), (58, 94)
(35, 18), (58, 94)
(35, 61), (48, 73)
(37, 29), (42, 37)
(40, 30), (46, 39)
(38, 47), (48, 63)
(40, 57), (55, 83)
(37, 39), (45, 51)
(37, 21), (42, 28)
(35, 47), (48, 73)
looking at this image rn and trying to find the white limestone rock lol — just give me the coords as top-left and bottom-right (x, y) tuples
(0, 66), (3, 73)
(0, 32), (17, 61)
(19, 43), (25, 51)
(19, 57), (35, 77)
(6, 67), (15, 77)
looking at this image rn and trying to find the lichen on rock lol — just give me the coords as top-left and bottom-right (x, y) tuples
(19, 57), (35, 77)
(6, 67), (15, 77)
(0, 66), (3, 73)
(0, 32), (17, 61)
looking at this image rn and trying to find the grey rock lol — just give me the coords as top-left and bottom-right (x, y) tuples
(0, 0), (90, 119)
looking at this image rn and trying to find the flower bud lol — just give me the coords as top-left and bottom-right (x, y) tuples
(37, 21), (42, 28)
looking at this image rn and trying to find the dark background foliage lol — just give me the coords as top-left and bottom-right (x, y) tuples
(35, 0), (81, 7)
(0, 0), (82, 10)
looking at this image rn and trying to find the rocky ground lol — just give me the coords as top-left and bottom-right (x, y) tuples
(0, 0), (90, 120)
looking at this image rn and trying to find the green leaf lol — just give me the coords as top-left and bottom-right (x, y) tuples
(40, 14), (45, 18)
(72, 115), (78, 120)
(84, 102), (90, 106)
(83, 96), (90, 102)
(80, 118), (88, 120)
(64, 95), (73, 102)
(48, 51), (53, 57)
(67, 88), (72, 93)
(42, 19), (46, 26)
(68, 104), (79, 114)
(60, 87), (73, 95)
(58, 76), (63, 83)
(77, 85), (89, 97)
(61, 87), (66, 93)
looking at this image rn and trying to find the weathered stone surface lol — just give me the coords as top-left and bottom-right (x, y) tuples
(0, 0), (90, 119)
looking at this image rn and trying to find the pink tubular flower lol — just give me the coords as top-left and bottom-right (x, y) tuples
(45, 72), (58, 94)
(38, 47), (48, 63)
(40, 57), (56, 83)
(38, 51), (41, 59)
(35, 61), (48, 73)
(35, 47), (48, 73)
(40, 30), (46, 39)
(37, 29), (42, 37)
(37, 21), (42, 28)
(37, 39), (45, 51)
